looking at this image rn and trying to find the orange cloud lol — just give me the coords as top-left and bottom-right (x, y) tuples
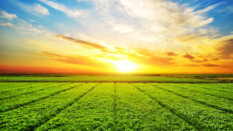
(216, 39), (233, 59)
(56, 34), (109, 52)
(182, 53), (195, 60)
(192, 59), (208, 63)
(212, 58), (219, 61)
(202, 63), (218, 67)
(165, 52), (178, 56)
(184, 64), (199, 67)
(0, 64), (94, 73)
(127, 49), (175, 67)
(39, 51), (113, 69)
(175, 34), (198, 43)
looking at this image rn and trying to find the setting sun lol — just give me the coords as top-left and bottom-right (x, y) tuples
(114, 60), (137, 72)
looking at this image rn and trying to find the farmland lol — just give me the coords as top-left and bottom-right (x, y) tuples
(0, 75), (217, 82)
(0, 81), (233, 130)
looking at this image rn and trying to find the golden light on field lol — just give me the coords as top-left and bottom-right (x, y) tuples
(114, 60), (137, 72)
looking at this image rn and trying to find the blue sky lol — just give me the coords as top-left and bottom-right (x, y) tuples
(0, 0), (233, 73)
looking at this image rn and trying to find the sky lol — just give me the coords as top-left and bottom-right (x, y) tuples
(0, 0), (233, 74)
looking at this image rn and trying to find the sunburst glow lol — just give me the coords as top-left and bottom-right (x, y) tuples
(114, 60), (137, 72)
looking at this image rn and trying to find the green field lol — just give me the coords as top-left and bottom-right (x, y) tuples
(0, 75), (217, 82)
(0, 82), (233, 130)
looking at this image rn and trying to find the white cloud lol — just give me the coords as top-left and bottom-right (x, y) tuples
(0, 20), (14, 27)
(33, 4), (49, 15)
(118, 0), (219, 28)
(15, 19), (45, 34)
(196, 3), (223, 14)
(113, 25), (134, 33)
(13, 1), (49, 16)
(217, 5), (233, 14)
(39, 0), (82, 17)
(0, 10), (17, 20)
(63, 33), (70, 37)
(0, 18), (44, 34)
(81, 0), (221, 50)
(28, 19), (36, 22)
(38, 25), (44, 28)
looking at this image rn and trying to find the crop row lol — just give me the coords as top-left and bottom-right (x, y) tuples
(132, 83), (233, 130)
(36, 83), (115, 131)
(36, 83), (196, 130)
(152, 83), (233, 113)
(115, 83), (195, 130)
(0, 83), (98, 130)
(0, 83), (55, 100)
(0, 83), (40, 93)
(1, 83), (233, 130)
(0, 83), (74, 112)
(175, 84), (233, 100)
(183, 83), (233, 93)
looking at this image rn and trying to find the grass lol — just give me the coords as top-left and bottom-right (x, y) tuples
(0, 75), (217, 82)
(0, 82), (233, 130)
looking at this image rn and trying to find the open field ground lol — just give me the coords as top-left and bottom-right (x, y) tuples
(162, 74), (233, 82)
(0, 75), (217, 83)
(0, 82), (233, 130)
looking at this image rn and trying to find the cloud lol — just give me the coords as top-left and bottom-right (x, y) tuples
(195, 3), (223, 14)
(182, 53), (195, 60)
(33, 4), (49, 15)
(184, 63), (232, 68)
(15, 19), (45, 34)
(0, 9), (45, 34)
(0, 21), (14, 27)
(39, 51), (112, 69)
(184, 64), (199, 67)
(182, 53), (208, 63)
(212, 58), (219, 61)
(202, 63), (218, 67)
(174, 34), (208, 44)
(216, 5), (233, 14)
(165, 52), (178, 56)
(28, 19), (36, 22)
(0, 10), (17, 20)
(70, 0), (220, 54)
(39, 0), (82, 17)
(198, 29), (208, 34)
(0, 64), (94, 73)
(129, 54), (174, 67)
(216, 39), (233, 59)
(93, 47), (175, 67)
(126, 48), (175, 67)
(11, 0), (49, 16)
(191, 58), (208, 63)
(56, 34), (108, 52)
(218, 65), (233, 68)
(113, 25), (134, 33)
(118, 0), (219, 28)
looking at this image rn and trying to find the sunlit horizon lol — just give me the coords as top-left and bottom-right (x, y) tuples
(0, 0), (232, 74)
(114, 59), (138, 73)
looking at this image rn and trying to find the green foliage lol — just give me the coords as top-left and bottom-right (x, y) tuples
(36, 83), (115, 131)
(133, 83), (233, 130)
(0, 83), (97, 130)
(0, 75), (216, 82)
(0, 83), (73, 112)
(0, 82), (233, 130)
(116, 83), (195, 130)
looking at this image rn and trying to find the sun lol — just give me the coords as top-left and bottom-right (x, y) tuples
(114, 60), (137, 72)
